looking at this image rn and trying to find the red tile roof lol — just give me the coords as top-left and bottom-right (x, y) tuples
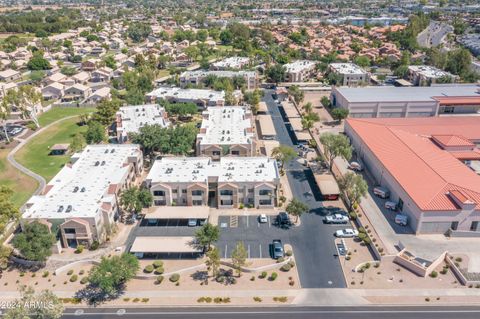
(347, 117), (480, 211)
(432, 135), (475, 148)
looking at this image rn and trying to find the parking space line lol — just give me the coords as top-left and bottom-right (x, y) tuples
(268, 216), (271, 228)
(246, 216), (249, 228)
(224, 244), (228, 258)
(248, 244), (251, 259)
(259, 244), (262, 258)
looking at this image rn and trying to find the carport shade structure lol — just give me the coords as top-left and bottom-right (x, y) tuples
(130, 236), (202, 254)
(315, 174), (340, 200)
(144, 206), (210, 219)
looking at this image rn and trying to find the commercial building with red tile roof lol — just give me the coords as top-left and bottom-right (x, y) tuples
(345, 117), (480, 234)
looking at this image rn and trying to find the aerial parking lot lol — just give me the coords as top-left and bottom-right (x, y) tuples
(217, 211), (349, 288)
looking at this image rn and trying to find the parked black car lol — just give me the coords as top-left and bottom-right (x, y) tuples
(275, 212), (292, 228)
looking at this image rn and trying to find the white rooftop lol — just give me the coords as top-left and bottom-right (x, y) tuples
(212, 57), (250, 69)
(284, 60), (316, 73)
(408, 65), (454, 79)
(336, 84), (480, 103)
(147, 157), (279, 184)
(197, 106), (253, 146)
(181, 70), (256, 79)
(329, 63), (367, 75)
(146, 87), (225, 103)
(117, 104), (169, 137)
(23, 145), (141, 220)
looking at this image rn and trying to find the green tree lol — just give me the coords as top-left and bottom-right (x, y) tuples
(286, 198), (309, 222)
(331, 108), (349, 123)
(319, 133), (352, 171)
(354, 56), (371, 68)
(197, 29), (208, 42)
(301, 112), (320, 130)
(266, 64), (286, 84)
(0, 186), (20, 234)
(70, 132), (86, 153)
(288, 85), (304, 105)
(29, 70), (45, 84)
(338, 172), (368, 210)
(271, 145), (297, 173)
(2, 85), (42, 127)
(104, 55), (116, 69)
(12, 221), (55, 262)
(127, 23), (152, 42)
(0, 245), (12, 271)
(88, 254), (140, 295)
(163, 102), (198, 117)
(4, 286), (64, 319)
(195, 223), (220, 252)
(27, 53), (51, 70)
(231, 241), (248, 277)
(120, 186), (152, 215)
(205, 247), (221, 279)
(91, 99), (121, 126)
(320, 96), (331, 108)
(84, 121), (106, 144)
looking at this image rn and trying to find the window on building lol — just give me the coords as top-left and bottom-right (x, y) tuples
(63, 228), (76, 234)
(451, 221), (459, 231)
(154, 200), (166, 206)
(153, 190), (165, 196)
(248, 188), (254, 193)
(212, 151), (220, 156)
(259, 199), (272, 205)
(182, 189), (187, 194)
(259, 189), (272, 196)
(221, 199), (233, 206)
(192, 190), (203, 196)
(193, 200), (203, 206)
(231, 150), (240, 155)
(172, 189), (177, 194)
(470, 221), (479, 232)
(220, 190), (233, 196)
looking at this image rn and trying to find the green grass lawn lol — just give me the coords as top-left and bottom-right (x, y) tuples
(38, 107), (95, 127)
(0, 149), (37, 208)
(16, 116), (89, 182)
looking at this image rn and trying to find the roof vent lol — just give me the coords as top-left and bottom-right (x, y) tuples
(66, 205), (73, 213)
(73, 186), (79, 193)
(58, 205), (64, 212)
(95, 161), (100, 166)
(81, 187), (86, 192)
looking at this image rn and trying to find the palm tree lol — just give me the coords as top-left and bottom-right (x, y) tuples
(0, 101), (12, 143)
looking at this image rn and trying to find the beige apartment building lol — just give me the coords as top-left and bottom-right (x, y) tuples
(180, 70), (258, 90)
(284, 60), (317, 82)
(22, 145), (143, 251)
(196, 106), (256, 160)
(328, 63), (369, 87)
(145, 157), (280, 209)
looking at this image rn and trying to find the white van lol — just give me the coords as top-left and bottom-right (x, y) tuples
(385, 201), (398, 211)
(395, 214), (408, 226)
(373, 186), (390, 199)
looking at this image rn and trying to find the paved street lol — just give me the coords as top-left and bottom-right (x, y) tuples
(60, 306), (480, 319)
(261, 90), (347, 288)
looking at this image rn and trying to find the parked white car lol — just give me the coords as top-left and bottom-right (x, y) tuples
(373, 186), (390, 199)
(349, 161), (363, 172)
(324, 214), (349, 224)
(259, 214), (268, 223)
(335, 229), (359, 238)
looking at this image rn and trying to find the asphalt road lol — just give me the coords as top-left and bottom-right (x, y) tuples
(60, 306), (480, 319)
(262, 90), (347, 288)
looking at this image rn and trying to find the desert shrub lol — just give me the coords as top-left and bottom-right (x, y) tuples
(281, 264), (291, 272)
(69, 275), (78, 282)
(429, 271), (438, 278)
(285, 250), (293, 257)
(289, 280), (295, 286)
(123, 298), (130, 302)
(358, 227), (366, 233)
(269, 272), (278, 281)
(259, 271), (267, 279)
(250, 276), (255, 281)
(277, 257), (285, 263)
(205, 297), (212, 303)
(42, 271), (49, 278)
(288, 260), (295, 268)
(273, 296), (288, 303)
(153, 260), (163, 268)
(75, 245), (84, 254)
(156, 276), (164, 284)
(455, 257), (463, 262)
(169, 273), (180, 282)
(79, 270), (85, 275)
(144, 265), (154, 273)
(133, 298), (140, 303)
(80, 277), (88, 284)
(142, 298), (149, 303)
(89, 241), (99, 250)
(253, 296), (262, 302)
(67, 270), (74, 276)
(216, 275), (225, 283)
(154, 267), (164, 274)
